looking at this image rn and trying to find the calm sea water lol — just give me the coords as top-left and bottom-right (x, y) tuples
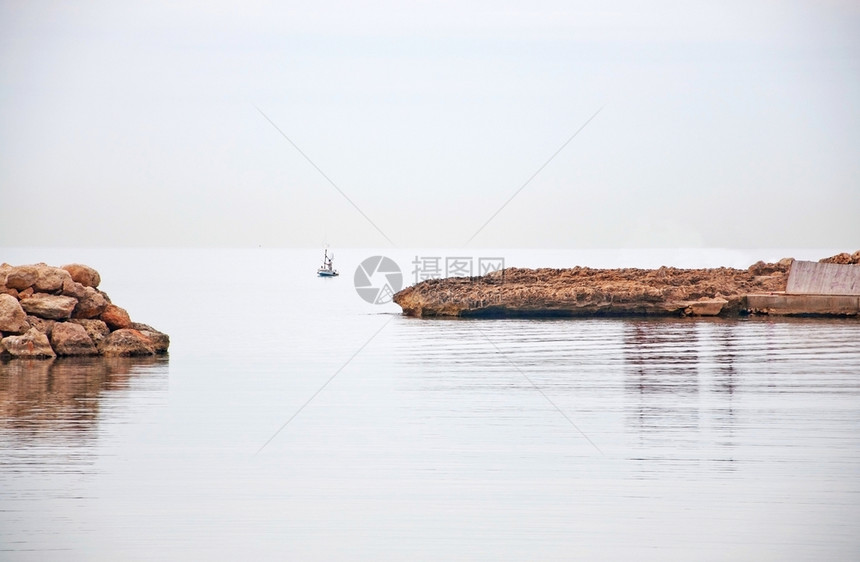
(1, 248), (859, 561)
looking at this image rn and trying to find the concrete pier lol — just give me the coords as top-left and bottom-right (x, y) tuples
(744, 261), (860, 316)
(745, 293), (860, 316)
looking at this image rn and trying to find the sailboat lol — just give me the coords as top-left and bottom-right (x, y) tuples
(317, 248), (339, 277)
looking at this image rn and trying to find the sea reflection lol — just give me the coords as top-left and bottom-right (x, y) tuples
(625, 321), (700, 389)
(0, 356), (168, 449)
(622, 319), (740, 474)
(710, 321), (738, 394)
(708, 321), (738, 454)
(624, 320), (701, 427)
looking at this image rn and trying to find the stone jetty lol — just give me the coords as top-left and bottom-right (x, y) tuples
(393, 251), (860, 318)
(0, 263), (169, 359)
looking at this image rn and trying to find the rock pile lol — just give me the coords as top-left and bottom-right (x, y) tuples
(819, 251), (860, 265)
(393, 252), (860, 318)
(0, 263), (169, 359)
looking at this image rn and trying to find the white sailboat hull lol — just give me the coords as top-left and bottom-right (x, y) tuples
(317, 248), (338, 276)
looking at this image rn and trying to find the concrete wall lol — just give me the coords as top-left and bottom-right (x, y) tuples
(786, 261), (860, 296)
(746, 294), (860, 316)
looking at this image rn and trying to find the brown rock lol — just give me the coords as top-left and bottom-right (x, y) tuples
(73, 287), (108, 319)
(684, 298), (729, 316)
(820, 251), (860, 265)
(61, 264), (101, 288)
(27, 316), (56, 337)
(1, 328), (56, 359)
(0, 294), (29, 334)
(20, 294), (78, 320)
(70, 319), (110, 346)
(131, 322), (170, 354)
(5, 265), (39, 290)
(393, 259), (796, 318)
(51, 322), (98, 356)
(61, 276), (88, 298)
(1, 262), (169, 358)
(34, 265), (72, 293)
(101, 304), (132, 330)
(99, 329), (155, 356)
(747, 260), (789, 276)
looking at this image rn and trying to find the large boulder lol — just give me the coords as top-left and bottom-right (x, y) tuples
(61, 277), (88, 298)
(20, 294), (78, 320)
(51, 322), (98, 356)
(0, 264), (10, 295)
(33, 265), (72, 293)
(70, 319), (110, 346)
(73, 287), (108, 319)
(0, 294), (29, 334)
(27, 315), (56, 337)
(131, 322), (170, 354)
(99, 329), (156, 356)
(61, 264), (101, 288)
(1, 328), (56, 359)
(5, 265), (39, 290)
(101, 304), (132, 330)
(2, 262), (169, 359)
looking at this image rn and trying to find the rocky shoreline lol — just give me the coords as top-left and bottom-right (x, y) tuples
(393, 251), (860, 318)
(1, 263), (169, 359)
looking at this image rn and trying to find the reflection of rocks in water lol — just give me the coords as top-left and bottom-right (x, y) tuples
(0, 355), (168, 439)
(624, 320), (700, 396)
(623, 320), (701, 453)
(710, 322), (737, 395)
(707, 322), (738, 452)
(623, 320), (743, 474)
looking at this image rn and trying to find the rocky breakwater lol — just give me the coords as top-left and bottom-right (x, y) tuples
(393, 254), (860, 318)
(0, 263), (169, 359)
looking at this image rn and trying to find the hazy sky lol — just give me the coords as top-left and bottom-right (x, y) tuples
(1, 1), (858, 248)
